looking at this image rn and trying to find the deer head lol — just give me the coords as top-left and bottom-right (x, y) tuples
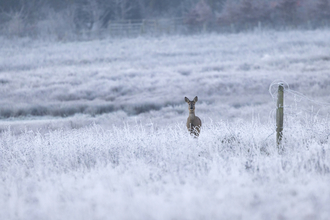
(185, 96), (198, 113)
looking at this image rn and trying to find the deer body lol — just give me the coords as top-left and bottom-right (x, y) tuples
(185, 96), (202, 137)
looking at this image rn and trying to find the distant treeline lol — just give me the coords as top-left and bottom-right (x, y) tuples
(0, 0), (330, 38)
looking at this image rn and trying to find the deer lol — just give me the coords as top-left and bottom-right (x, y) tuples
(185, 96), (202, 137)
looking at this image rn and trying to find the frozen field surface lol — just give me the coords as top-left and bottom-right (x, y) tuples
(0, 29), (330, 130)
(0, 29), (330, 219)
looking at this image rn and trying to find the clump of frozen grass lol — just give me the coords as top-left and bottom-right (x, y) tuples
(0, 119), (329, 220)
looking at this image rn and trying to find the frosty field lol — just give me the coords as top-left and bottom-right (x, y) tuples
(0, 29), (330, 220)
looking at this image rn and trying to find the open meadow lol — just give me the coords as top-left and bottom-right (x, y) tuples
(1, 29), (330, 219)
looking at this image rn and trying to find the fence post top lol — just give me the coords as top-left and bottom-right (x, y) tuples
(278, 84), (284, 91)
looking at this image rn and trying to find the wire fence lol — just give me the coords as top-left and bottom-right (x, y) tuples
(93, 17), (189, 37)
(268, 80), (330, 151)
(79, 18), (330, 38)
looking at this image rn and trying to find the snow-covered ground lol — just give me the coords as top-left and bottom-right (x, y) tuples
(0, 29), (330, 219)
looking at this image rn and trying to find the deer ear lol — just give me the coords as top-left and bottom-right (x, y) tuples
(185, 97), (190, 103)
(193, 96), (198, 102)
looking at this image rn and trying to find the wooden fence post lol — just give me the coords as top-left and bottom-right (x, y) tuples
(154, 19), (158, 33)
(140, 19), (145, 35)
(128, 20), (131, 36)
(108, 20), (112, 36)
(276, 84), (284, 149)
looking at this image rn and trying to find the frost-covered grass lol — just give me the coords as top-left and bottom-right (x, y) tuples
(1, 29), (330, 131)
(1, 28), (330, 219)
(0, 119), (329, 220)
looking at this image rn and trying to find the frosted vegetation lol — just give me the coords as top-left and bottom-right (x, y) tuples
(1, 121), (329, 220)
(1, 29), (330, 219)
(1, 29), (330, 130)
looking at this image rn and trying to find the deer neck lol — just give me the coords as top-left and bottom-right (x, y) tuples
(189, 110), (195, 120)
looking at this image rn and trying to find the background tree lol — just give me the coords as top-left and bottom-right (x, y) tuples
(317, 0), (330, 24)
(276, 0), (300, 26)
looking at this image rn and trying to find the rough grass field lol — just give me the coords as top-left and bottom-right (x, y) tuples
(1, 28), (330, 219)
(1, 120), (329, 220)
